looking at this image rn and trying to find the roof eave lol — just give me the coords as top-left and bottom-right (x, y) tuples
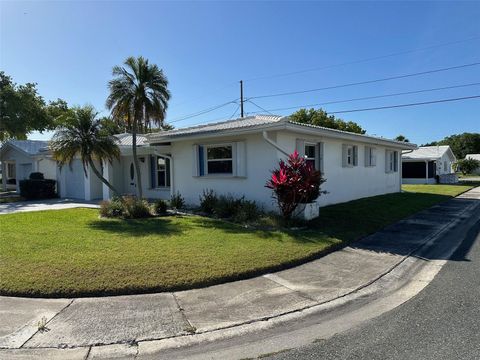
(284, 123), (417, 149)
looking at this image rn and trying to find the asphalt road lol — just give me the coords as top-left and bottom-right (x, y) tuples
(267, 219), (480, 360)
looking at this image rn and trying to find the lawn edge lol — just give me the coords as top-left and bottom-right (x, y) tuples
(0, 185), (474, 299)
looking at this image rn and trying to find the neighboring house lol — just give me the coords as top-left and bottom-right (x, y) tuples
(465, 154), (480, 175)
(138, 115), (416, 210)
(402, 145), (457, 184)
(0, 140), (57, 192)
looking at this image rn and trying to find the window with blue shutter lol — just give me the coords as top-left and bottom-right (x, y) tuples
(198, 145), (205, 176)
(149, 155), (156, 188)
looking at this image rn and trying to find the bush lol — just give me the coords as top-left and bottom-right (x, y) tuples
(266, 150), (326, 220)
(232, 199), (259, 223)
(123, 196), (152, 219)
(199, 189), (218, 214)
(29, 172), (44, 180)
(100, 198), (124, 218)
(455, 158), (480, 175)
(212, 194), (260, 223)
(171, 192), (185, 210)
(153, 199), (168, 215)
(19, 179), (57, 200)
(99, 196), (152, 219)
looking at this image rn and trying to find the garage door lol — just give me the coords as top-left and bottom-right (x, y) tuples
(64, 160), (85, 199)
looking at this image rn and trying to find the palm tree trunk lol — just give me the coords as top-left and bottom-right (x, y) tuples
(87, 158), (122, 199)
(132, 120), (143, 198)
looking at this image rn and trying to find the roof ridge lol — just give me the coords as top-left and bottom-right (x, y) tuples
(161, 114), (283, 134)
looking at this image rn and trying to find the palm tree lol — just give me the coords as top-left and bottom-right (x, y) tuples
(106, 56), (170, 198)
(50, 105), (122, 198)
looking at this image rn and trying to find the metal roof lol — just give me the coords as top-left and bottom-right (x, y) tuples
(2, 140), (50, 156)
(466, 154), (480, 161)
(113, 133), (149, 146)
(402, 145), (453, 160)
(148, 115), (416, 148)
(149, 115), (283, 139)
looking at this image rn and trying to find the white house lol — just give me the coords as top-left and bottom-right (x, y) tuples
(402, 145), (457, 184)
(0, 140), (57, 192)
(1, 116), (418, 210)
(140, 115), (416, 210)
(465, 154), (480, 175)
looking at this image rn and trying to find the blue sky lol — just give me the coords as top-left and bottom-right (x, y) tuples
(1, 1), (479, 145)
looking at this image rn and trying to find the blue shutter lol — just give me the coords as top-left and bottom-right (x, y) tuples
(150, 155), (156, 188)
(199, 145), (205, 176)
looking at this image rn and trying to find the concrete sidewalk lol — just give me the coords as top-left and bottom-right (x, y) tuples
(1, 187), (479, 359)
(0, 198), (99, 215)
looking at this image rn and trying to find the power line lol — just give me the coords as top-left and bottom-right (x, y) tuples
(244, 35), (480, 82)
(246, 99), (275, 115)
(229, 103), (241, 119)
(246, 95), (480, 116)
(248, 61), (480, 100)
(328, 95), (480, 114)
(168, 100), (238, 123)
(245, 82), (480, 113)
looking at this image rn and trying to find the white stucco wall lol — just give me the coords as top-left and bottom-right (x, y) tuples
(170, 133), (278, 210)
(166, 130), (402, 210)
(37, 158), (57, 180)
(275, 131), (401, 207)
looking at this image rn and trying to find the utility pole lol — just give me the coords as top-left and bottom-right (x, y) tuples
(240, 80), (244, 118)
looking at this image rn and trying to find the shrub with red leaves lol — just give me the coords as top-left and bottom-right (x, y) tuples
(266, 150), (326, 219)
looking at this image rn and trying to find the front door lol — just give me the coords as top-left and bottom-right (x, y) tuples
(127, 162), (136, 194)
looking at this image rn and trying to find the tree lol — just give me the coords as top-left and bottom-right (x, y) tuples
(395, 135), (410, 142)
(106, 56), (171, 198)
(266, 151), (326, 220)
(50, 106), (122, 198)
(0, 72), (69, 140)
(423, 133), (480, 159)
(98, 116), (125, 136)
(290, 108), (366, 134)
(454, 158), (480, 175)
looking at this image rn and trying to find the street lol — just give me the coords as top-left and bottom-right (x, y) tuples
(268, 219), (480, 360)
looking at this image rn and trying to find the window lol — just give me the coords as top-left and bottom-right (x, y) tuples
(342, 144), (358, 167)
(206, 145), (233, 174)
(386, 150), (399, 173)
(304, 144), (316, 168)
(365, 146), (376, 167)
(444, 161), (448, 172)
(7, 163), (16, 178)
(156, 156), (171, 187)
(129, 163), (134, 180)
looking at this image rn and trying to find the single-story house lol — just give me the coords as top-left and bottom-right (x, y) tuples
(139, 115), (416, 210)
(0, 140), (57, 191)
(402, 145), (457, 184)
(1, 115), (419, 210)
(465, 154), (480, 175)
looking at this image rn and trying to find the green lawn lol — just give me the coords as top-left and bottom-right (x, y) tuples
(0, 184), (475, 297)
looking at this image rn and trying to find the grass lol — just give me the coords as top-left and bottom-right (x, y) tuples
(0, 184), (475, 297)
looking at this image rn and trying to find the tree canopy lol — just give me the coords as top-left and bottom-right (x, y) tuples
(395, 135), (410, 142)
(0, 72), (69, 140)
(290, 108), (366, 134)
(424, 133), (480, 159)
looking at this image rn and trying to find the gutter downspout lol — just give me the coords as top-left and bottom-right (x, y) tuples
(153, 149), (174, 198)
(262, 131), (290, 156)
(399, 149), (414, 190)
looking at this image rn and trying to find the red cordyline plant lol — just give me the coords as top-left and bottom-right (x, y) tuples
(266, 150), (326, 219)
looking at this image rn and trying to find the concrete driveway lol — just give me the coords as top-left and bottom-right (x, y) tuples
(0, 198), (100, 215)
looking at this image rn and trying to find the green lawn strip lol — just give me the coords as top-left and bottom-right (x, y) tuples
(0, 184), (474, 297)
